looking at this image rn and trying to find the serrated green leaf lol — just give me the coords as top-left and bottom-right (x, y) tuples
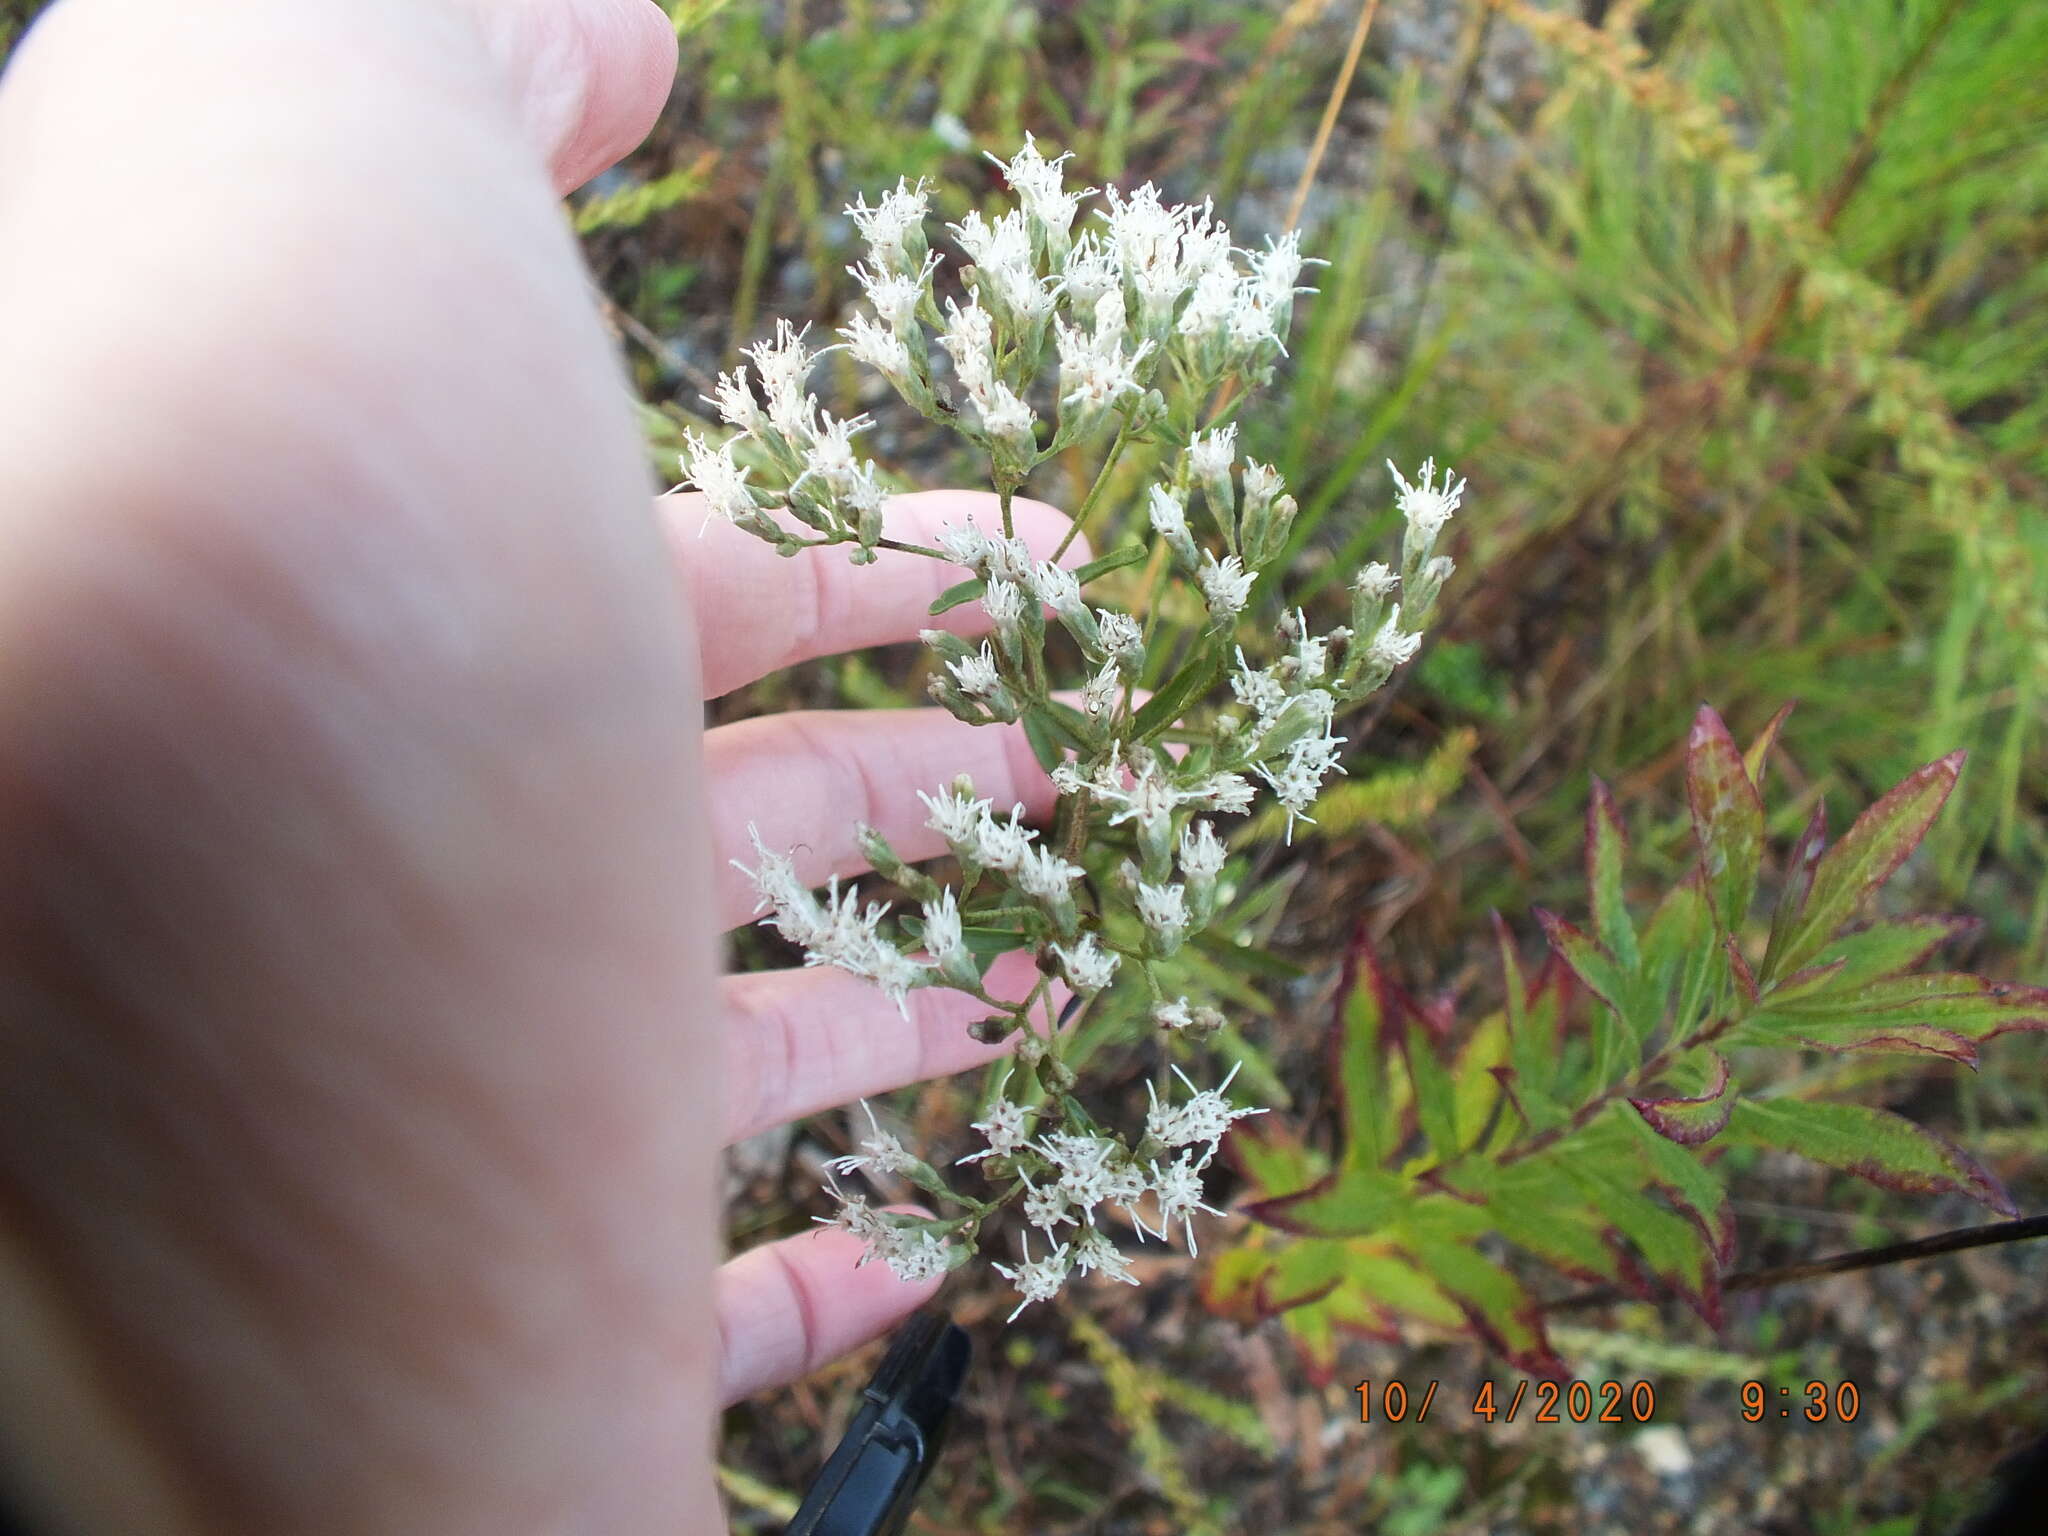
(1240, 1163), (1407, 1237)
(1330, 934), (1408, 1172)
(1611, 1102), (1735, 1261)
(1486, 1195), (1628, 1285)
(1225, 1122), (1327, 1200)
(1686, 704), (1764, 936)
(1723, 1099), (2015, 1216)
(928, 576), (985, 615)
(1452, 1010), (1513, 1151)
(1782, 917), (1977, 994)
(1498, 916), (1566, 1126)
(1404, 1019), (1459, 1163)
(1555, 1152), (1721, 1323)
(1586, 778), (1640, 971)
(1395, 1231), (1566, 1377)
(1762, 752), (1966, 986)
(1736, 973), (2048, 1066)
(1642, 878), (1719, 1040)
(1760, 804), (1827, 985)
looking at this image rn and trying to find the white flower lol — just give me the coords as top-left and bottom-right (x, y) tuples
(1081, 658), (1122, 718)
(846, 176), (930, 273)
(919, 784), (992, 847)
(947, 641), (1005, 698)
(1061, 232), (1121, 314)
(1190, 771), (1257, 816)
(992, 1229), (1073, 1322)
(976, 380), (1038, 452)
(1035, 1131), (1132, 1224)
(1230, 649), (1288, 721)
(1354, 560), (1399, 600)
(1015, 845), (1083, 902)
(874, 1225), (956, 1284)
(746, 320), (824, 442)
(1147, 484), (1190, 541)
(938, 298), (998, 396)
(1176, 265), (1238, 343)
(958, 1088), (1031, 1166)
(1250, 230), (1309, 310)
(921, 887), (968, 967)
(826, 1099), (923, 1180)
(986, 132), (1090, 240)
(1072, 1226), (1139, 1285)
(1242, 459), (1284, 510)
(1179, 820), (1225, 882)
(850, 257), (933, 331)
(1136, 881), (1189, 949)
(1051, 932), (1121, 993)
(1197, 551), (1255, 620)
(974, 803), (1039, 872)
(1097, 609), (1144, 667)
(1090, 754), (1182, 834)
(937, 519), (1033, 582)
(1145, 1061), (1267, 1152)
(1050, 759), (1087, 795)
(1368, 606), (1423, 669)
(1021, 1172), (1077, 1233)
(1188, 425), (1237, 483)
(731, 824), (830, 950)
(1389, 457), (1465, 551)
(1143, 1150), (1226, 1254)
(705, 367), (766, 433)
(1151, 997), (1195, 1031)
(839, 309), (911, 377)
(1029, 560), (1085, 617)
(1054, 319), (1149, 417)
(814, 1176), (889, 1241)
(981, 578), (1027, 633)
(678, 429), (758, 531)
(799, 411), (874, 498)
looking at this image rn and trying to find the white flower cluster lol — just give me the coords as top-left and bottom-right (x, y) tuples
(701, 143), (1465, 1329)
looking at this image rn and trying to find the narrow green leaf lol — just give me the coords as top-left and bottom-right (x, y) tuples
(1642, 877), (1719, 1040)
(928, 576), (984, 615)
(1556, 1155), (1721, 1324)
(1487, 1194), (1627, 1286)
(1765, 752), (1966, 985)
(1498, 914), (1564, 1123)
(1736, 972), (2048, 1066)
(1223, 1123), (1326, 1200)
(1686, 704), (1764, 935)
(1020, 706), (1062, 772)
(1240, 1164), (1407, 1238)
(1535, 909), (1635, 1078)
(1070, 543), (1151, 585)
(1723, 1099), (2015, 1216)
(1451, 1010), (1513, 1151)
(1328, 933), (1407, 1172)
(1131, 641), (1227, 737)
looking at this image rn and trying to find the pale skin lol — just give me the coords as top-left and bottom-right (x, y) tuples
(0, 1), (1082, 1530)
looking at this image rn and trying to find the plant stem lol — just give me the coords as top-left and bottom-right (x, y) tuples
(1051, 418), (1135, 563)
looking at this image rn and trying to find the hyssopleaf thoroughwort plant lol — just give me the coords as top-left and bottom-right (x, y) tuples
(1205, 705), (2048, 1381)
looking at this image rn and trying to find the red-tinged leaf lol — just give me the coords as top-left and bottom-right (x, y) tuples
(1754, 972), (2048, 1045)
(1640, 877), (1719, 1038)
(1486, 1194), (1628, 1286)
(1198, 1244), (1289, 1320)
(1629, 1051), (1735, 1145)
(1766, 751), (1966, 985)
(1498, 915), (1565, 1124)
(1535, 909), (1627, 1015)
(1723, 1099), (2016, 1216)
(1686, 704), (1764, 935)
(1740, 1016), (1981, 1065)
(1743, 701), (1795, 794)
(1397, 1231), (1568, 1380)
(1282, 1298), (1340, 1386)
(1782, 916), (1980, 994)
(1403, 1018), (1460, 1160)
(1586, 779), (1640, 971)
(1451, 1011), (1513, 1151)
(1760, 803), (1828, 985)
(1340, 1250), (1467, 1332)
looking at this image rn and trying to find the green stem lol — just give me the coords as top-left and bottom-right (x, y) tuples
(1051, 418), (1136, 563)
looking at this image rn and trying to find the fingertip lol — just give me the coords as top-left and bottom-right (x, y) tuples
(549, 0), (678, 192)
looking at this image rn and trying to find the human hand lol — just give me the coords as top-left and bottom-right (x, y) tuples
(0, 1), (1073, 1529)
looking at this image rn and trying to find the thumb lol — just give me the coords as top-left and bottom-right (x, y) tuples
(453, 0), (678, 193)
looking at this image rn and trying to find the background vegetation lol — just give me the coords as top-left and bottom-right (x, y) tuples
(605, 0), (2046, 1530)
(11, 0), (2039, 1529)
